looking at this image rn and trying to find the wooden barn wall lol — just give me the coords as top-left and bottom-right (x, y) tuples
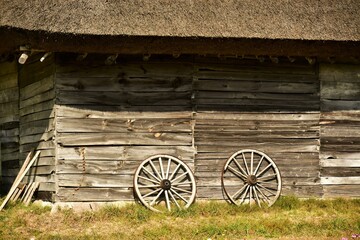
(193, 58), (321, 199)
(320, 64), (360, 198)
(53, 54), (325, 202)
(54, 55), (194, 202)
(0, 60), (19, 192)
(18, 54), (56, 197)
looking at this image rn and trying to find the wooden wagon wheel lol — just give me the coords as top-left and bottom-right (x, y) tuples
(221, 149), (282, 207)
(133, 155), (196, 212)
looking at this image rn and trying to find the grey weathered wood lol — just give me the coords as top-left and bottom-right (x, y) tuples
(20, 76), (54, 101)
(56, 118), (192, 133)
(323, 185), (360, 197)
(320, 159), (360, 167)
(57, 146), (195, 161)
(56, 187), (133, 202)
(321, 176), (360, 185)
(57, 132), (192, 146)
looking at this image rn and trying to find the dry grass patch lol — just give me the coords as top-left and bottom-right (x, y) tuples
(0, 196), (359, 239)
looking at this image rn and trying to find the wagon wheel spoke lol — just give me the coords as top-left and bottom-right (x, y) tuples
(222, 149), (282, 207)
(134, 155), (196, 212)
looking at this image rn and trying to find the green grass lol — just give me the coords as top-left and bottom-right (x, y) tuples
(0, 196), (359, 239)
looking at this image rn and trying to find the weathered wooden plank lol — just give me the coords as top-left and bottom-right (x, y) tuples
(319, 64), (360, 83)
(57, 118), (192, 133)
(323, 185), (360, 197)
(320, 151), (360, 160)
(19, 141), (55, 153)
(38, 182), (56, 192)
(0, 115), (19, 125)
(0, 128), (19, 138)
(196, 131), (319, 139)
(1, 152), (19, 162)
(58, 174), (133, 188)
(197, 144), (318, 153)
(20, 89), (55, 109)
(321, 167), (360, 177)
(57, 146), (195, 161)
(56, 105), (192, 119)
(20, 75), (54, 101)
(0, 101), (18, 116)
(20, 110), (55, 124)
(57, 91), (191, 106)
(321, 81), (360, 100)
(19, 100), (55, 117)
(195, 112), (319, 121)
(0, 73), (17, 91)
(19, 57), (55, 88)
(320, 176), (360, 185)
(196, 151), (318, 160)
(320, 111), (360, 121)
(19, 131), (54, 145)
(195, 61), (316, 75)
(20, 119), (55, 136)
(321, 127), (360, 137)
(195, 138), (319, 147)
(57, 77), (192, 92)
(194, 80), (317, 93)
(0, 87), (19, 104)
(321, 100), (360, 111)
(0, 136), (18, 143)
(196, 91), (319, 101)
(56, 187), (133, 202)
(320, 159), (360, 167)
(58, 132), (192, 146)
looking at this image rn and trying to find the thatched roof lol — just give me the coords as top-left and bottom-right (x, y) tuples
(1, 0), (359, 41)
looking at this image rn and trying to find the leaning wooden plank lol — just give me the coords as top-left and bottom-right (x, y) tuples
(9, 188), (19, 201)
(0, 151), (40, 211)
(24, 182), (40, 206)
(12, 184), (26, 202)
(4, 151), (33, 198)
(20, 183), (32, 202)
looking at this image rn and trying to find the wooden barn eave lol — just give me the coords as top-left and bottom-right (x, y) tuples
(1, 28), (360, 58)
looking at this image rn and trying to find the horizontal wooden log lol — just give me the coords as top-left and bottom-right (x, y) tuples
(196, 91), (319, 101)
(195, 71), (317, 83)
(320, 176), (360, 185)
(57, 76), (192, 92)
(320, 111), (360, 121)
(195, 131), (319, 139)
(320, 159), (360, 167)
(319, 64), (360, 83)
(57, 118), (192, 133)
(20, 89), (55, 109)
(57, 91), (191, 106)
(323, 185), (360, 197)
(0, 101), (18, 116)
(57, 132), (192, 146)
(0, 87), (18, 104)
(19, 131), (54, 145)
(56, 105), (192, 119)
(20, 75), (54, 101)
(57, 159), (194, 174)
(195, 61), (316, 75)
(194, 80), (317, 94)
(20, 119), (55, 136)
(321, 167), (360, 177)
(19, 100), (55, 117)
(195, 112), (319, 121)
(320, 151), (360, 160)
(20, 110), (55, 124)
(321, 127), (360, 137)
(321, 81), (360, 100)
(321, 100), (360, 111)
(58, 146), (195, 161)
(56, 187), (134, 202)
(0, 115), (19, 125)
(197, 144), (318, 153)
(58, 174), (133, 188)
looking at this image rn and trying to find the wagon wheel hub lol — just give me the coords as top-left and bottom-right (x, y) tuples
(160, 179), (172, 190)
(247, 175), (257, 186)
